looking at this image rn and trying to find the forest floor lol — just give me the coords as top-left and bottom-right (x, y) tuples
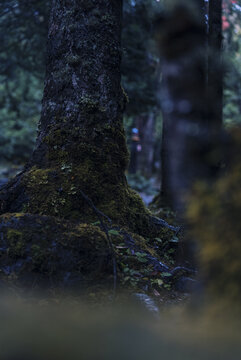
(0, 163), (195, 310)
(1, 165), (241, 360)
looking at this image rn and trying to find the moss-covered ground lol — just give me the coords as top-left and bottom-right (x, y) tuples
(0, 207), (187, 301)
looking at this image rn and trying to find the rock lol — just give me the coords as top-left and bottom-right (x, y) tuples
(0, 178), (8, 190)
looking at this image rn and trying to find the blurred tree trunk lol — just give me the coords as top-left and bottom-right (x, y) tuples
(159, 111), (171, 207)
(154, 1), (225, 270)
(0, 0), (151, 234)
(156, 3), (207, 212)
(138, 113), (156, 178)
(157, 0), (223, 211)
(208, 0), (223, 128)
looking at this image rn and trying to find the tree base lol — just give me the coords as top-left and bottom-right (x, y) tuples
(0, 213), (112, 291)
(0, 166), (181, 293)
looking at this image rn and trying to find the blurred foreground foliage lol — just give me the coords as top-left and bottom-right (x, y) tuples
(0, 296), (240, 360)
(187, 128), (241, 313)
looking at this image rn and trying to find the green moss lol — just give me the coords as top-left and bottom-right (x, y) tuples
(14, 120), (172, 240)
(101, 14), (114, 26)
(66, 54), (80, 64)
(121, 85), (129, 104)
(78, 95), (99, 110)
(7, 229), (23, 241)
(20, 158), (170, 240)
(0, 213), (113, 288)
(7, 229), (25, 258)
(21, 159), (165, 237)
(31, 244), (46, 267)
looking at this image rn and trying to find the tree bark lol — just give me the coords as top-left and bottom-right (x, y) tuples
(0, 0), (150, 234)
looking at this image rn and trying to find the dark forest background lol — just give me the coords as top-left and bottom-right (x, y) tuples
(1, 0), (240, 176)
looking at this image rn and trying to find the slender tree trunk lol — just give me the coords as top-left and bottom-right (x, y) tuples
(160, 112), (171, 207)
(208, 0), (223, 128)
(0, 0), (150, 234)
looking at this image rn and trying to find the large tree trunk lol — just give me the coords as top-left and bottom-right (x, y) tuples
(0, 0), (151, 235)
(0, 0), (181, 291)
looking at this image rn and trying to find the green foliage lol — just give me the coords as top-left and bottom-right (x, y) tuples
(0, 71), (42, 162)
(122, 0), (160, 116)
(0, 0), (48, 163)
(223, 1), (241, 127)
(108, 229), (120, 236)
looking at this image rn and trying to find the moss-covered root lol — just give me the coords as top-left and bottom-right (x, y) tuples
(0, 213), (112, 291)
(0, 163), (176, 239)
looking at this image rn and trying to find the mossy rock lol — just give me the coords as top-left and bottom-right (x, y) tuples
(0, 213), (112, 291)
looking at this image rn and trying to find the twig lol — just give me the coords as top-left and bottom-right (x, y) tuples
(149, 216), (181, 233)
(170, 266), (197, 277)
(79, 190), (112, 225)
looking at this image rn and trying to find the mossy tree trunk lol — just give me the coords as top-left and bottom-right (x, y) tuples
(0, 0), (181, 291)
(0, 0), (151, 233)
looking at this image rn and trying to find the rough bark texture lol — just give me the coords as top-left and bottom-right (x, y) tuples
(0, 0), (153, 235)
